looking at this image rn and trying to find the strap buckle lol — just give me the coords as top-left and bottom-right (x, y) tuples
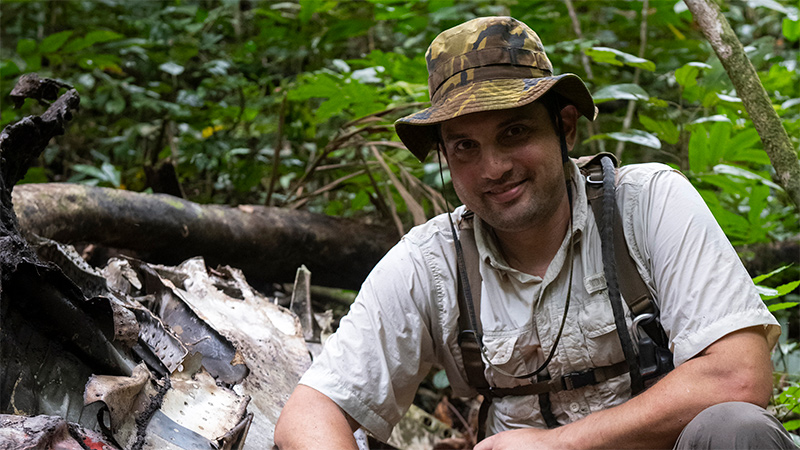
(630, 312), (656, 346)
(561, 369), (597, 391)
(585, 172), (604, 185)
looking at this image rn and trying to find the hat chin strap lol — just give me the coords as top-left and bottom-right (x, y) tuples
(547, 96), (574, 210)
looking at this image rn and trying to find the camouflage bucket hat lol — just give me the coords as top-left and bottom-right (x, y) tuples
(395, 16), (597, 162)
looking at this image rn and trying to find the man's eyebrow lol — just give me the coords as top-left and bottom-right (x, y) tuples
(496, 116), (532, 129)
(441, 130), (469, 142)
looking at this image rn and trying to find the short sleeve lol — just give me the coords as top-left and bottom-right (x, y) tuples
(298, 238), (437, 442)
(622, 166), (780, 366)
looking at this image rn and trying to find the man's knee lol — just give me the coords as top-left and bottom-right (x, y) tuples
(675, 402), (796, 449)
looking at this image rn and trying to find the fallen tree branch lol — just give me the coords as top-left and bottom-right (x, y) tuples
(13, 183), (397, 290)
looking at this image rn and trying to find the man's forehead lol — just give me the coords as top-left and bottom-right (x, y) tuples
(440, 102), (548, 137)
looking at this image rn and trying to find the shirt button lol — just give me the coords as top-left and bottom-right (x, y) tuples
(569, 402), (580, 412)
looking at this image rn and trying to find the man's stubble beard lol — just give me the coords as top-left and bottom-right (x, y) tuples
(454, 169), (568, 235)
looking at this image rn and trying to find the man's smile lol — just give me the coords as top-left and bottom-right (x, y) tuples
(485, 179), (527, 203)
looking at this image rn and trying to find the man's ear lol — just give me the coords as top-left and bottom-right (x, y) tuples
(560, 104), (579, 152)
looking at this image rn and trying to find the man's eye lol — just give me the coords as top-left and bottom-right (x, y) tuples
(453, 140), (478, 153)
(504, 125), (528, 139)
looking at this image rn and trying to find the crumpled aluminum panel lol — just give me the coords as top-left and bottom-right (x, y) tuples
(85, 363), (251, 450)
(0, 413), (118, 450)
(149, 258), (311, 449)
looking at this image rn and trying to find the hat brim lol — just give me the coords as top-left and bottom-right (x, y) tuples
(395, 74), (597, 162)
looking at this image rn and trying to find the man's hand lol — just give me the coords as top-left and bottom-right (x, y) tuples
(475, 428), (567, 450)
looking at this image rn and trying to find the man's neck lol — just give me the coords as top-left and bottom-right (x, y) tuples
(492, 198), (572, 278)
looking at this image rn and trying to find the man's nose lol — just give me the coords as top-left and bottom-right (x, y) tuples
(481, 146), (513, 180)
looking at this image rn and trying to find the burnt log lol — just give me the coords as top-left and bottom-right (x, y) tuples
(13, 183), (397, 290)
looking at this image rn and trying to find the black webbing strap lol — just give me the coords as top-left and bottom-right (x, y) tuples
(580, 154), (669, 350)
(596, 155), (645, 394)
(537, 374), (560, 429)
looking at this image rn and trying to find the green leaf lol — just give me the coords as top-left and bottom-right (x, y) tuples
(16, 39), (37, 56)
(716, 93), (742, 103)
(708, 121), (731, 167)
(781, 98), (800, 110)
(784, 419), (800, 432)
(688, 125), (709, 172)
(0, 60), (21, 78)
(784, 18), (800, 41)
(587, 130), (661, 149)
(774, 280), (800, 297)
(749, 0), (789, 14)
(40, 31), (74, 53)
(18, 167), (49, 184)
(351, 189), (370, 211)
(675, 64), (699, 89)
(73, 162), (121, 187)
(592, 83), (650, 103)
(159, 62), (185, 76)
(288, 73), (342, 100)
(639, 116), (679, 145)
(675, 62), (711, 90)
(755, 270), (800, 301)
(299, 0), (336, 24)
(24, 55), (41, 72)
(728, 149), (771, 166)
(72, 164), (107, 180)
(100, 162), (122, 188)
(712, 164), (783, 191)
(768, 302), (799, 312)
(584, 47), (655, 71)
(84, 30), (124, 46)
(105, 94), (126, 114)
(690, 115), (731, 125)
(753, 264), (792, 284)
(62, 37), (89, 53)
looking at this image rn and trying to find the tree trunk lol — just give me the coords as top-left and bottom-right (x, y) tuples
(684, 0), (800, 208)
(13, 183), (397, 290)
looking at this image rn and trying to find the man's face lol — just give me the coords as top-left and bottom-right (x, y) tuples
(441, 101), (577, 234)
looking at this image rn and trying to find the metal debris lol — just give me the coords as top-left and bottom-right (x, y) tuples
(2, 240), (458, 449)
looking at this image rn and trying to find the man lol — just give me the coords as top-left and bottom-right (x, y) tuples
(275, 16), (795, 449)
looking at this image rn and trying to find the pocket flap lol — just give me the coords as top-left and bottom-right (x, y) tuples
(482, 334), (519, 365)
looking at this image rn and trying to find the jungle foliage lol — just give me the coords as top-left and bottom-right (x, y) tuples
(1, 0), (800, 433)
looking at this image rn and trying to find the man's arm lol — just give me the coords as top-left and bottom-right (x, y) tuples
(274, 384), (361, 450)
(476, 325), (773, 450)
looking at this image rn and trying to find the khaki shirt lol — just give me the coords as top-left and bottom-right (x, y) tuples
(299, 161), (780, 441)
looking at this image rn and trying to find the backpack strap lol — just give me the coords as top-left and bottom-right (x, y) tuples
(581, 154), (673, 389)
(579, 154), (669, 349)
(455, 210), (487, 392)
(454, 211), (493, 439)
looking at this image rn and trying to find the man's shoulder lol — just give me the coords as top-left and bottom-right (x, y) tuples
(617, 161), (682, 183)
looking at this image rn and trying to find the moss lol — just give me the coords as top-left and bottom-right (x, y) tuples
(160, 197), (186, 210)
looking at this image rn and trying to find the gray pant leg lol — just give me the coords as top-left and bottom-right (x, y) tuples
(674, 402), (797, 449)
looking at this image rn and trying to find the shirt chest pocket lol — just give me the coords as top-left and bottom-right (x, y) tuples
(482, 326), (541, 387)
(578, 273), (625, 367)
